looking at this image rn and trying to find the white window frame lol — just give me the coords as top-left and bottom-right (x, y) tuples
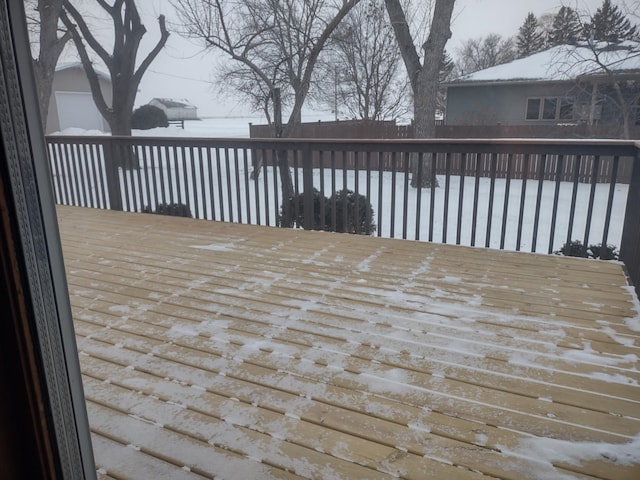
(525, 96), (574, 121)
(1, 2), (96, 478)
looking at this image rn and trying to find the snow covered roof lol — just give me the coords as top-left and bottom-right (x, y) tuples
(450, 41), (640, 85)
(150, 98), (197, 109)
(55, 61), (110, 82)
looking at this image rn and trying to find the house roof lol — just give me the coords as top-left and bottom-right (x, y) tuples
(450, 41), (640, 86)
(151, 98), (197, 109)
(55, 61), (111, 82)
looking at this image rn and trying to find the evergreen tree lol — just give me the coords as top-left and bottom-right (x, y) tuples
(549, 6), (583, 46)
(517, 12), (546, 57)
(587, 0), (637, 43)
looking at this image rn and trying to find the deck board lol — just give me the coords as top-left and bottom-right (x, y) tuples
(58, 206), (640, 480)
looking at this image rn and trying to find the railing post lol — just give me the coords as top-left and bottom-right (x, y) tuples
(302, 143), (314, 230)
(620, 146), (640, 297)
(104, 138), (123, 211)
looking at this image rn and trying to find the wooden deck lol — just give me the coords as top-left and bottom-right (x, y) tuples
(58, 205), (640, 480)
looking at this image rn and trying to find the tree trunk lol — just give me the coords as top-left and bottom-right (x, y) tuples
(33, 0), (70, 129)
(613, 81), (631, 140)
(411, 73), (439, 188)
(384, 0), (455, 189)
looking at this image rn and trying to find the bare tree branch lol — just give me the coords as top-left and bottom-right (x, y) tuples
(62, 0), (169, 135)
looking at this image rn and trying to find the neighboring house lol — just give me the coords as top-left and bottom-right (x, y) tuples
(148, 98), (198, 120)
(46, 62), (112, 134)
(444, 42), (640, 138)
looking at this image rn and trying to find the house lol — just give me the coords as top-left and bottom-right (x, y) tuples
(444, 42), (640, 139)
(148, 98), (198, 120)
(46, 62), (112, 134)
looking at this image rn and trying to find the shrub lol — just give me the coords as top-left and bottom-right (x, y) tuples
(555, 240), (619, 260)
(556, 240), (589, 258)
(327, 189), (376, 234)
(588, 243), (619, 260)
(142, 202), (192, 218)
(132, 104), (169, 130)
(279, 188), (376, 234)
(280, 189), (326, 230)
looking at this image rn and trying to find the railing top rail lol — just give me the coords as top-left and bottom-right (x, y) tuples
(45, 135), (640, 156)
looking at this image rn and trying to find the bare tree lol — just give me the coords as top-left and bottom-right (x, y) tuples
(26, 0), (71, 128)
(456, 34), (515, 75)
(384, 0), (455, 188)
(560, 41), (640, 139)
(553, 4), (639, 139)
(313, 0), (409, 121)
(172, 0), (360, 221)
(59, 0), (169, 136)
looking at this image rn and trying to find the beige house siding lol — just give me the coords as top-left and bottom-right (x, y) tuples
(47, 64), (112, 134)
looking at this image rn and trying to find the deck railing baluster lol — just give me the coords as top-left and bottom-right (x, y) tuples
(376, 150), (383, 237)
(366, 151), (372, 236)
(516, 153), (530, 252)
(471, 153), (481, 247)
(319, 151), (326, 229)
(485, 153), (498, 248)
(390, 151), (397, 238)
(234, 148), (243, 224)
(332, 150), (338, 232)
(566, 155), (582, 246)
(548, 154), (565, 254)
(456, 153), (466, 245)
(500, 154), (513, 250)
(189, 146), (199, 219)
(415, 152), (424, 241)
(583, 155), (601, 247)
(224, 147), (233, 222)
(429, 153), (437, 243)
(243, 148), (251, 224)
(342, 153), (349, 232)
(215, 147), (225, 222)
(140, 145), (152, 212)
(601, 156), (620, 248)
(443, 152), (451, 243)
(532, 154), (548, 253)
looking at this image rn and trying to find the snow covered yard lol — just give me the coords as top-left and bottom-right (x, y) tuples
(59, 205), (640, 480)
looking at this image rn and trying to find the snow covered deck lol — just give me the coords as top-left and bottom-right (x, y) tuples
(58, 205), (640, 480)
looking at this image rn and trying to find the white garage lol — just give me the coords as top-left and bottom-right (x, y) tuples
(47, 63), (112, 134)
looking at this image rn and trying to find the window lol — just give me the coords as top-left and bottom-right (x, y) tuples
(526, 98), (541, 120)
(542, 98), (558, 120)
(526, 96), (574, 121)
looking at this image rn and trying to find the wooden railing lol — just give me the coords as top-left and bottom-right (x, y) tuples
(45, 135), (640, 295)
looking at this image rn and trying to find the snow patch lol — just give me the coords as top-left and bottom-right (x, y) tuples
(190, 242), (237, 252)
(167, 324), (199, 338)
(623, 285), (640, 332)
(500, 434), (640, 480)
(562, 342), (638, 367)
(587, 372), (639, 386)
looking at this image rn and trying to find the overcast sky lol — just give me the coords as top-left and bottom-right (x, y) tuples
(122, 0), (607, 117)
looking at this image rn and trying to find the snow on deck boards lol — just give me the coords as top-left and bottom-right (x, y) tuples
(57, 205), (640, 480)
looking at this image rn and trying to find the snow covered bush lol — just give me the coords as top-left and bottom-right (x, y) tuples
(280, 189), (327, 230)
(142, 202), (192, 218)
(279, 188), (376, 234)
(555, 240), (619, 260)
(588, 243), (619, 260)
(132, 105), (169, 130)
(328, 189), (376, 235)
